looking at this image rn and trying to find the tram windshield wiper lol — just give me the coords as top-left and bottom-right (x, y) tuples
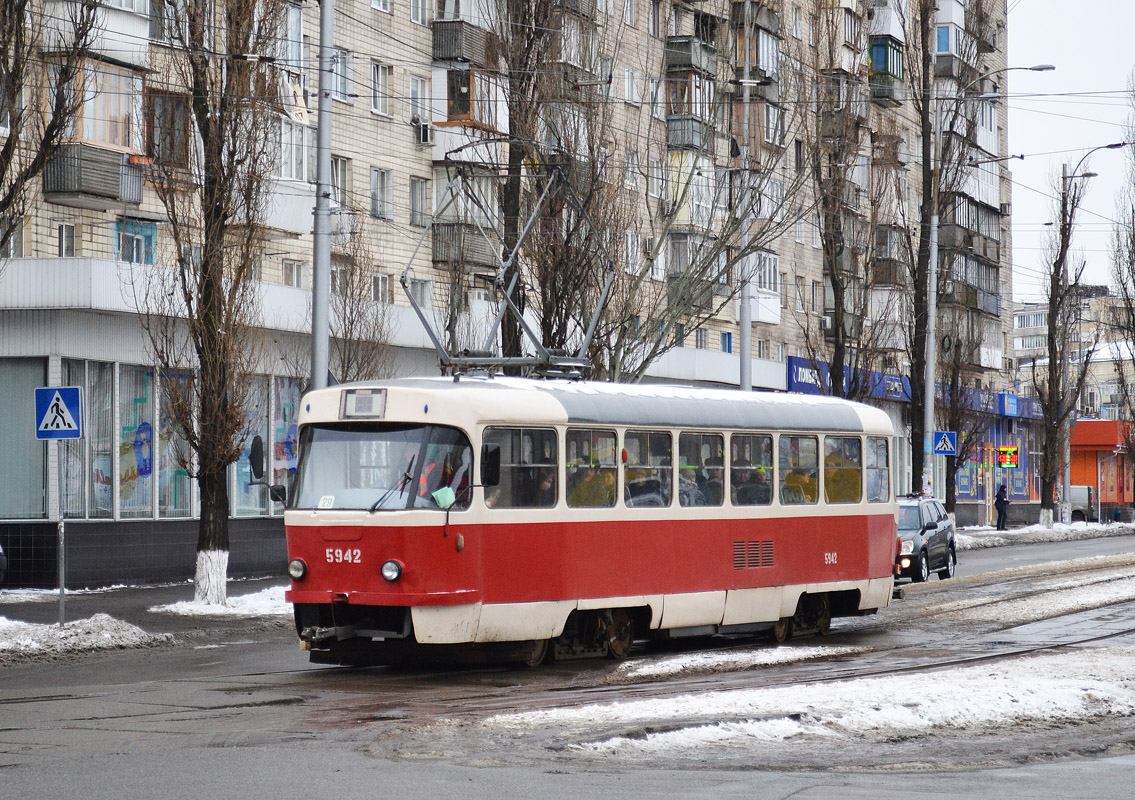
(370, 455), (415, 512)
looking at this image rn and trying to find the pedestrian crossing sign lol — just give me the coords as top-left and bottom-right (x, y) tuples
(933, 431), (957, 456)
(35, 387), (83, 440)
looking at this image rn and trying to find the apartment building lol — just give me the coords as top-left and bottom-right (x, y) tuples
(0, 0), (1023, 583)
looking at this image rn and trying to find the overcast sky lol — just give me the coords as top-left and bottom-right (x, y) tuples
(1007, 0), (1134, 302)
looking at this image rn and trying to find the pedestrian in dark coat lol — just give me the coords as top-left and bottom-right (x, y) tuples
(994, 484), (1009, 531)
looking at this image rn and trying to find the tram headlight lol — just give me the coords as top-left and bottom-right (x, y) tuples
(287, 559), (307, 580)
(381, 560), (403, 582)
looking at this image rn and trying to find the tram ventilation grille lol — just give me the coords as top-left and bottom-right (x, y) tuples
(733, 540), (774, 569)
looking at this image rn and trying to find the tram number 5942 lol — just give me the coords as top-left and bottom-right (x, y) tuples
(326, 548), (362, 564)
(823, 552), (838, 565)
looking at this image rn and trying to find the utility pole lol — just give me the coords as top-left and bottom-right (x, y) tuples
(311, 0), (335, 391)
(738, 0), (754, 392)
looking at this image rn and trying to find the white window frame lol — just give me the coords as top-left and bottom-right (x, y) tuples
(332, 48), (351, 102)
(624, 152), (640, 189)
(330, 156), (349, 207)
(282, 259), (309, 289)
(623, 0), (636, 27)
(411, 0), (428, 25)
(372, 0), (391, 11)
(371, 62), (392, 116)
(408, 277), (432, 306)
(370, 167), (392, 220)
(624, 230), (640, 274)
(409, 176), (430, 227)
(58, 223), (76, 257)
(623, 67), (641, 105)
(372, 272), (390, 303)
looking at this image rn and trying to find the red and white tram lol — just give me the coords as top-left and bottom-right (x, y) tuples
(280, 377), (899, 665)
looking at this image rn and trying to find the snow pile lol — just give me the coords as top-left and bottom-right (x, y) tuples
(613, 645), (868, 681)
(0, 613), (173, 665)
(958, 521), (1135, 550)
(149, 585), (290, 617)
(484, 649), (1135, 756)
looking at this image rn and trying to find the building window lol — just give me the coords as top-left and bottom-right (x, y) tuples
(409, 176), (430, 226)
(146, 92), (190, 167)
(330, 156), (349, 208)
(693, 328), (707, 349)
(623, 0), (635, 27)
(331, 48), (351, 102)
(411, 0), (428, 25)
(408, 277), (432, 306)
(765, 103), (784, 145)
(721, 332), (732, 353)
(409, 75), (430, 122)
(115, 219), (155, 264)
(372, 0), (390, 11)
(372, 273), (390, 303)
(81, 63), (145, 152)
(282, 259), (308, 289)
(0, 358), (48, 519)
(57, 223), (75, 257)
(280, 117), (315, 182)
(446, 70), (499, 129)
(648, 158), (665, 198)
(649, 0), (661, 37)
(370, 167), (392, 219)
(0, 220), (22, 258)
(624, 67), (642, 105)
(624, 230), (640, 274)
(624, 152), (640, 189)
(371, 63), (391, 115)
(675, 323), (685, 347)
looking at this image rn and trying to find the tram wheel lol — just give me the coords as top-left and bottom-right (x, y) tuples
(814, 595), (831, 636)
(605, 609), (634, 660)
(769, 617), (793, 644)
(520, 638), (550, 668)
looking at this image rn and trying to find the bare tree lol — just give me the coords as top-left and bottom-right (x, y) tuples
(132, 0), (289, 604)
(1033, 164), (1097, 526)
(0, 0), (97, 270)
(328, 210), (396, 383)
(937, 305), (995, 512)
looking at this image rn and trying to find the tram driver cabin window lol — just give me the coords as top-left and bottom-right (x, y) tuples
(778, 435), (819, 504)
(483, 427), (558, 508)
(624, 430), (672, 507)
(865, 436), (890, 502)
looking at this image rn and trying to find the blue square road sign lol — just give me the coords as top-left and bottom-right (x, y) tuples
(35, 387), (83, 440)
(933, 431), (957, 456)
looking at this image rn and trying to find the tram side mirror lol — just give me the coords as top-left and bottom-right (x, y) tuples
(249, 435), (266, 482)
(270, 485), (287, 504)
(480, 443), (501, 487)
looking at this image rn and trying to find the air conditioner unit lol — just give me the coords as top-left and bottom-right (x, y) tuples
(999, 202), (1011, 216)
(416, 121), (433, 145)
(820, 314), (833, 331)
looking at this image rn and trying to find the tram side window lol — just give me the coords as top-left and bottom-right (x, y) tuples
(566, 428), (618, 508)
(730, 433), (773, 506)
(678, 432), (724, 506)
(779, 435), (819, 504)
(483, 427), (557, 508)
(624, 430), (672, 507)
(824, 436), (862, 504)
(865, 436), (890, 502)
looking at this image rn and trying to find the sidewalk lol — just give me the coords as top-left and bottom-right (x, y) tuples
(0, 576), (289, 638)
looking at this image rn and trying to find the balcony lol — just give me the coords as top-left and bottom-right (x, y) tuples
(46, 1), (149, 70)
(665, 36), (718, 76)
(432, 20), (499, 68)
(667, 115), (715, 152)
(43, 144), (143, 210)
(870, 73), (904, 106)
(432, 222), (500, 271)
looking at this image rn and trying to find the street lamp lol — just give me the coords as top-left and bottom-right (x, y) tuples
(922, 64), (1055, 496)
(1056, 141), (1129, 520)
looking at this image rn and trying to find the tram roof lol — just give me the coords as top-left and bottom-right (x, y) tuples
(319, 377), (892, 435)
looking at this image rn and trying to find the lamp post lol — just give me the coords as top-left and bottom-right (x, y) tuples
(922, 63), (1054, 497)
(1056, 141), (1128, 520)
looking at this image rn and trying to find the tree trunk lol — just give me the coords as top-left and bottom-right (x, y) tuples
(194, 467), (230, 604)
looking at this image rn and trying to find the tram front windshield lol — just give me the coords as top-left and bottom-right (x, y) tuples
(291, 423), (473, 511)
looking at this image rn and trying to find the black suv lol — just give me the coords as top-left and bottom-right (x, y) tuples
(896, 495), (957, 582)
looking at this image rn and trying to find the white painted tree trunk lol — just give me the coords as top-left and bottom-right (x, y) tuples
(194, 549), (229, 605)
(1039, 507), (1054, 529)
